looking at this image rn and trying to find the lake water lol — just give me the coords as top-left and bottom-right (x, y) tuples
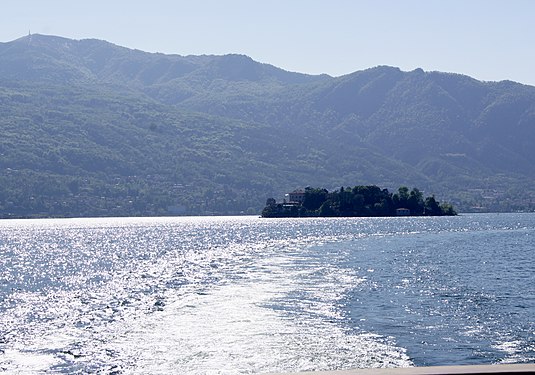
(0, 213), (534, 374)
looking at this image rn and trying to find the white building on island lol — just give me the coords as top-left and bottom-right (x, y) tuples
(285, 189), (306, 204)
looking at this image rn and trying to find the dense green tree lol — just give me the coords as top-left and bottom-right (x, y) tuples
(424, 195), (442, 215)
(319, 200), (335, 217)
(303, 187), (328, 211)
(393, 186), (410, 209)
(408, 188), (424, 215)
(351, 194), (365, 215)
(440, 202), (457, 216)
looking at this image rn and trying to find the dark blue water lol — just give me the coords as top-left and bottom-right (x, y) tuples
(0, 214), (534, 373)
(337, 220), (535, 366)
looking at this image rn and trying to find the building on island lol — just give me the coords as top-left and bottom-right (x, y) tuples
(285, 189), (305, 204)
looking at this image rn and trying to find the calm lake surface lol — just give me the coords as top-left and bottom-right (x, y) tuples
(0, 213), (534, 373)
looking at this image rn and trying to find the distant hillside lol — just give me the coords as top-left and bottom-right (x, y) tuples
(1, 34), (534, 217)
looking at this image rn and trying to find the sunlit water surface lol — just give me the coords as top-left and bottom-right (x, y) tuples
(0, 213), (534, 373)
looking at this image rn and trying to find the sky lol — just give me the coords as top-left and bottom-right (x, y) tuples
(2, 0), (535, 86)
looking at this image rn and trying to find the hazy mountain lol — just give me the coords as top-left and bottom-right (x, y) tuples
(1, 34), (534, 217)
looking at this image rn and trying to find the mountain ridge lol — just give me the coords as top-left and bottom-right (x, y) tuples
(1, 34), (534, 217)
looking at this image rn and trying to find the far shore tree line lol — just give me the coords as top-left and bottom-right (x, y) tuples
(262, 185), (457, 218)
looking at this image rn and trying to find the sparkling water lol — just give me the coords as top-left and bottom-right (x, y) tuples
(1, 214), (534, 373)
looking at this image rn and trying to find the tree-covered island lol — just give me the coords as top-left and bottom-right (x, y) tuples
(262, 186), (457, 218)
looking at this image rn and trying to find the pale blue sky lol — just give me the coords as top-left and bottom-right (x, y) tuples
(2, 0), (534, 86)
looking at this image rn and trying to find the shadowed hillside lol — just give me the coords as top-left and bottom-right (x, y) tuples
(1, 34), (534, 217)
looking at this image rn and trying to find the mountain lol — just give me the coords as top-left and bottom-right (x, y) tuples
(1, 34), (534, 217)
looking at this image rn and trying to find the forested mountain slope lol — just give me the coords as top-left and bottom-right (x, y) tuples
(1, 34), (534, 217)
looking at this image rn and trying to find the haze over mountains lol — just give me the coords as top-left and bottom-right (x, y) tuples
(1, 34), (534, 217)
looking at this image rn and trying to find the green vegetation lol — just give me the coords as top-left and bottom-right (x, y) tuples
(261, 186), (456, 217)
(1, 34), (535, 218)
(0, 82), (280, 217)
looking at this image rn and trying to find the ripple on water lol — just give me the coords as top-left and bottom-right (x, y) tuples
(1, 214), (534, 372)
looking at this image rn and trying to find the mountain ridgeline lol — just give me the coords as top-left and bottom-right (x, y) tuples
(1, 34), (534, 217)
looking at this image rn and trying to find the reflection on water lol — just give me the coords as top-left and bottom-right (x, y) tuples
(0, 214), (534, 373)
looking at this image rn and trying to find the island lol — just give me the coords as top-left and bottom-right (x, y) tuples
(261, 186), (457, 218)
